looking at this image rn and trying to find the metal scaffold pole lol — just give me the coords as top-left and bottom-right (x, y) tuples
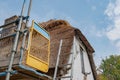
(5, 0), (26, 80)
(19, 0), (32, 64)
(53, 39), (63, 80)
(26, 0), (32, 25)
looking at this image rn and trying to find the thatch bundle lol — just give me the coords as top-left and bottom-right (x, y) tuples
(40, 20), (75, 68)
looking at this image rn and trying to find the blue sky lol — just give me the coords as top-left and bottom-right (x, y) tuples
(0, 0), (120, 67)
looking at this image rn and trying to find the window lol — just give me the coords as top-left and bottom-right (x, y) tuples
(80, 46), (91, 80)
(80, 47), (85, 74)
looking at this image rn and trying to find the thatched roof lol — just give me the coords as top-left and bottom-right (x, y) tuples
(40, 20), (95, 67)
(40, 20), (75, 68)
(39, 20), (97, 79)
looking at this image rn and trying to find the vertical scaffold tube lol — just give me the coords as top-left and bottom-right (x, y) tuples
(53, 40), (63, 80)
(19, 0), (32, 64)
(5, 0), (26, 80)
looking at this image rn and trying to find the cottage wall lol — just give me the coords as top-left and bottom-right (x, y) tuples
(62, 36), (94, 80)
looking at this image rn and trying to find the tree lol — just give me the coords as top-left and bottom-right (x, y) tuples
(98, 74), (108, 80)
(99, 55), (120, 80)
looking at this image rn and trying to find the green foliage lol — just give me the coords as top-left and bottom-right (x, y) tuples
(98, 74), (108, 80)
(100, 55), (120, 80)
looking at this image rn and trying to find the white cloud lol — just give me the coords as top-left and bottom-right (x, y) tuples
(82, 25), (105, 38)
(96, 30), (105, 37)
(116, 41), (120, 48)
(91, 6), (96, 11)
(106, 25), (120, 41)
(105, 2), (115, 18)
(105, 0), (120, 18)
(105, 0), (120, 50)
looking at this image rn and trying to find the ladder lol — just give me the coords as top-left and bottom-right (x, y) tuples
(53, 36), (76, 80)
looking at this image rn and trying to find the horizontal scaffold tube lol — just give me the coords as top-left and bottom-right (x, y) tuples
(0, 71), (17, 77)
(18, 65), (52, 79)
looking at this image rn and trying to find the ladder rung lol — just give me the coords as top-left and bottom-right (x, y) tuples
(0, 19), (19, 28)
(61, 63), (72, 67)
(0, 33), (16, 40)
(57, 76), (71, 79)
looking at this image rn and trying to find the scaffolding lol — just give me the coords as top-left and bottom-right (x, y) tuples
(0, 0), (52, 80)
(0, 1), (78, 80)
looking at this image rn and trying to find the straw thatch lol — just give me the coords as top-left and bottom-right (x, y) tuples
(40, 20), (74, 68)
(39, 20), (95, 68)
(39, 20), (97, 79)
